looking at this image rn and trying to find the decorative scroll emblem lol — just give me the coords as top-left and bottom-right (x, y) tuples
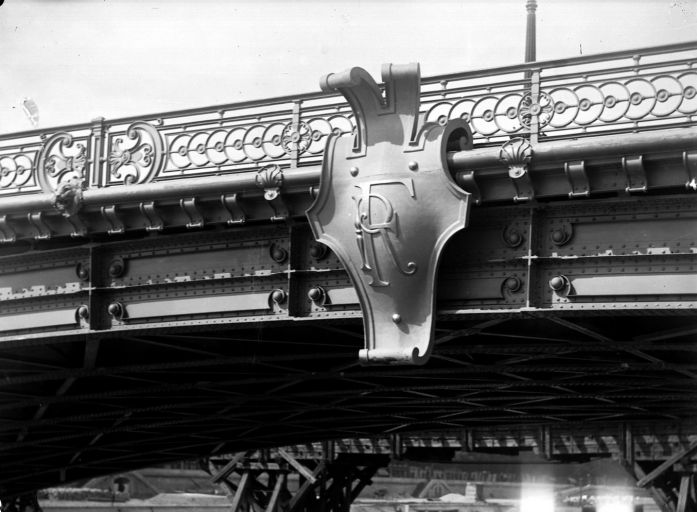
(109, 121), (164, 185)
(37, 132), (87, 195)
(307, 64), (473, 365)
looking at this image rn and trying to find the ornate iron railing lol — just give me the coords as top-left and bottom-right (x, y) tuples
(1, 41), (697, 198)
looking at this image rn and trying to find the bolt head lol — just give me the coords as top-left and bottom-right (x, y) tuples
(504, 277), (521, 292)
(308, 287), (324, 303)
(552, 229), (566, 244)
(76, 263), (89, 281)
(107, 302), (123, 318)
(108, 260), (125, 278)
(309, 243), (327, 260)
(507, 231), (521, 246)
(271, 289), (286, 305)
(270, 246), (288, 263)
(349, 166), (359, 177)
(549, 276), (567, 292)
(408, 161), (418, 171)
(77, 305), (89, 320)
(392, 313), (401, 324)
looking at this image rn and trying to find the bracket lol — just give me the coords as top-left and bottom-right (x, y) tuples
(622, 155), (647, 193)
(456, 171), (482, 205)
(180, 198), (204, 228)
(139, 201), (163, 231)
(101, 205), (125, 235)
(0, 215), (16, 243)
(65, 214), (87, 238)
(564, 160), (590, 197)
(307, 63), (472, 365)
(683, 150), (697, 191)
(27, 212), (51, 240)
(220, 193), (247, 224)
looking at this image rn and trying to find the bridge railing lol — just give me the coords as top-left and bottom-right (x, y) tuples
(1, 41), (696, 198)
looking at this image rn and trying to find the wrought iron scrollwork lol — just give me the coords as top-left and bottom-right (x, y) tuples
(0, 153), (34, 190)
(167, 117), (354, 172)
(37, 132), (87, 194)
(109, 121), (164, 185)
(424, 70), (697, 140)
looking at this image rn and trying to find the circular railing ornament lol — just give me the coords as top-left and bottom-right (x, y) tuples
(281, 121), (312, 155)
(518, 91), (554, 129)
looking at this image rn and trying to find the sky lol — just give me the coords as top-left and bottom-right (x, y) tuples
(1, 0), (696, 134)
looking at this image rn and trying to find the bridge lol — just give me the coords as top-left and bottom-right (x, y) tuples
(1, 41), (697, 511)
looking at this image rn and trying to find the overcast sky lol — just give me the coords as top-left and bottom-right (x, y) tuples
(1, 0), (696, 134)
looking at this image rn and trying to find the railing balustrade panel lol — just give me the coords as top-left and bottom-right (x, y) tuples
(1, 42), (696, 197)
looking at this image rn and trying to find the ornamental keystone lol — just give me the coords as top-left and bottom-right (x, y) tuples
(307, 63), (473, 365)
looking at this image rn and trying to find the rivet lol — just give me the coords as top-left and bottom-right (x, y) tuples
(392, 313), (401, 323)
(349, 166), (359, 177)
(408, 161), (418, 171)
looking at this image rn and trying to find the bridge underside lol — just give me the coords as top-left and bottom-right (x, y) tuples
(1, 196), (696, 497)
(2, 312), (697, 496)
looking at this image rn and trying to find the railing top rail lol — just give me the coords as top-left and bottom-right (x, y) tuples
(426, 39), (697, 83)
(2, 40), (696, 139)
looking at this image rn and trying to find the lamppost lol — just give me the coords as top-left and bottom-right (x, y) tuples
(525, 0), (537, 63)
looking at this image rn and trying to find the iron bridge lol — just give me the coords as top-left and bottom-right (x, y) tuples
(0, 41), (697, 510)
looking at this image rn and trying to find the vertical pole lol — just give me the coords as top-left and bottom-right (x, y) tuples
(523, 1), (539, 141)
(530, 70), (540, 144)
(524, 0), (537, 64)
(90, 117), (106, 188)
(291, 101), (302, 169)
